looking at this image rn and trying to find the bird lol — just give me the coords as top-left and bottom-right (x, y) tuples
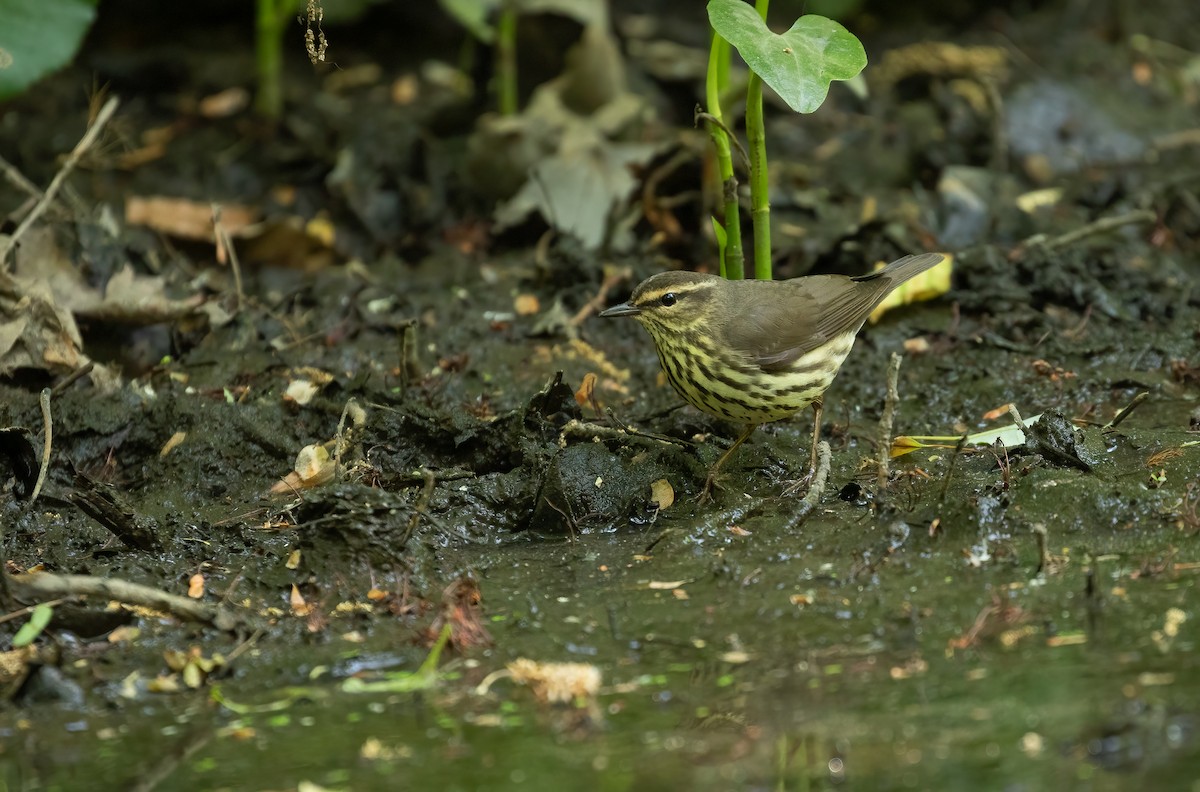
(599, 253), (944, 499)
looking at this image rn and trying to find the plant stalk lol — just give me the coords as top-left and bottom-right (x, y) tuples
(255, 0), (293, 119)
(747, 0), (772, 280)
(496, 5), (518, 115)
(746, 72), (771, 280)
(704, 33), (744, 279)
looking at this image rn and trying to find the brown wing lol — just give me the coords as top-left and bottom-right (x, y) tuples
(720, 254), (943, 372)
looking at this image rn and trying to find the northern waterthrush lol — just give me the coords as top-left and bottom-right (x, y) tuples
(600, 253), (944, 497)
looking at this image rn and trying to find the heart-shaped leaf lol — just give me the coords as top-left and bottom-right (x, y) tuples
(707, 0), (866, 114)
(0, 0), (98, 100)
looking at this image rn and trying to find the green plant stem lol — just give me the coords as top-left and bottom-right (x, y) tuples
(496, 6), (518, 115)
(705, 34), (744, 279)
(256, 0), (294, 119)
(746, 72), (771, 280)
(747, 0), (772, 279)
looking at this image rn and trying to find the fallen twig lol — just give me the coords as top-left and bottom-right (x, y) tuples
(1016, 208), (1156, 255)
(570, 266), (633, 327)
(30, 388), (52, 503)
(1103, 391), (1149, 432)
(7, 571), (246, 631)
(874, 353), (903, 506)
(0, 97), (120, 268)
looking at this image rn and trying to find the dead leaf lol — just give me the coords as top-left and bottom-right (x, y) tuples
(649, 478), (674, 510)
(160, 431), (187, 457)
(125, 196), (259, 241)
(198, 87), (250, 118)
(187, 574), (205, 599)
(514, 293), (540, 315)
(290, 584), (313, 616)
(574, 371), (598, 406)
(507, 657), (602, 704)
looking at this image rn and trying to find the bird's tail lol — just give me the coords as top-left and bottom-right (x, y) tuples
(854, 252), (945, 286)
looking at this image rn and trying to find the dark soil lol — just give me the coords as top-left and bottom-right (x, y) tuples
(1, 1), (1198, 789)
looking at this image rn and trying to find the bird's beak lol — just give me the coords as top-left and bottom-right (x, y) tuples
(599, 301), (641, 318)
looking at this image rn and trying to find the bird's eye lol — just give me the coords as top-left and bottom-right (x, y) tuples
(660, 293), (677, 307)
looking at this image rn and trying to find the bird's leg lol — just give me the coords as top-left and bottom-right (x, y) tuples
(697, 423), (758, 503)
(781, 399), (823, 497)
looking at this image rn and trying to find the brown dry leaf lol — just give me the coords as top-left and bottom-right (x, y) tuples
(507, 658), (602, 704)
(107, 625), (140, 643)
(198, 87), (250, 118)
(0, 270), (89, 379)
(425, 577), (492, 652)
(392, 74), (419, 105)
(160, 431), (187, 457)
(647, 580), (687, 590)
(285, 550), (302, 570)
(11, 226), (201, 327)
(982, 403), (1014, 421)
(284, 379), (322, 407)
(270, 443), (336, 496)
(574, 371), (598, 407)
(0, 646), (38, 684)
(187, 574), (205, 599)
(290, 584), (313, 616)
(514, 293), (540, 316)
(903, 336), (931, 354)
(125, 196), (260, 241)
(649, 478), (674, 510)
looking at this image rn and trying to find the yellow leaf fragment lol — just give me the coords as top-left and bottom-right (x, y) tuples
(160, 431), (187, 457)
(187, 574), (205, 599)
(649, 478), (675, 510)
(507, 658), (602, 703)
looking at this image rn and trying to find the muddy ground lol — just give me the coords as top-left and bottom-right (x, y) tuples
(1, 0), (1199, 789)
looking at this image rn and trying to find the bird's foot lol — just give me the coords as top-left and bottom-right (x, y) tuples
(693, 472), (723, 504)
(779, 468), (814, 498)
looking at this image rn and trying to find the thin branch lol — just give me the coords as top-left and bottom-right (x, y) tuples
(0, 97), (120, 268)
(7, 571), (247, 631)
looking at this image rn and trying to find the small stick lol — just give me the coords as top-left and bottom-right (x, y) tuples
(1102, 391), (1149, 431)
(401, 468), (437, 545)
(0, 97), (120, 268)
(398, 319), (422, 388)
(30, 388), (52, 503)
(938, 432), (970, 504)
(781, 441), (831, 530)
(570, 266), (632, 327)
(1032, 524), (1050, 576)
(875, 353), (903, 504)
(332, 398), (364, 472)
(7, 571), (245, 631)
(802, 441), (831, 508)
(1007, 404), (1029, 434)
(212, 204), (245, 314)
(1020, 209), (1156, 254)
(49, 361), (95, 397)
(0, 152), (45, 202)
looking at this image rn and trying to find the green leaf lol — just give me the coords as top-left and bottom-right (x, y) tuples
(707, 0), (865, 114)
(0, 0), (99, 101)
(711, 217), (728, 279)
(439, 0), (500, 43)
(13, 603), (54, 648)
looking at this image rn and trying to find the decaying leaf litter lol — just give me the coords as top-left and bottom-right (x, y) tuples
(1, 1), (1199, 788)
